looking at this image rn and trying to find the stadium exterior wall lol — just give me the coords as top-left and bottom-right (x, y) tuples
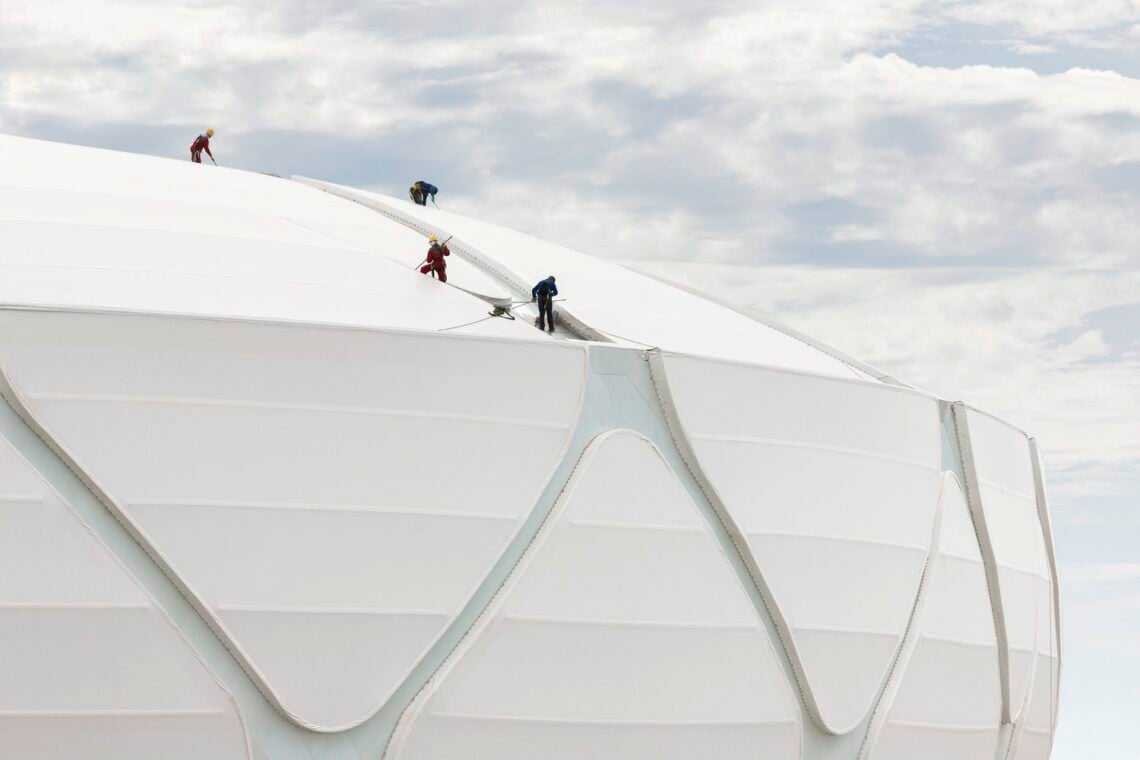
(0, 136), (1059, 760)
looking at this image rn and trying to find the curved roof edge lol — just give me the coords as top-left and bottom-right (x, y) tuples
(627, 265), (907, 388)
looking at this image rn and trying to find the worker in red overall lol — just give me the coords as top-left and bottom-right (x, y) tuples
(418, 234), (450, 282)
(190, 128), (216, 163)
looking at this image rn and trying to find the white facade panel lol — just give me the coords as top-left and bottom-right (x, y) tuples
(300, 182), (867, 379)
(0, 135), (534, 340)
(388, 431), (802, 760)
(0, 136), (1061, 758)
(866, 474), (1002, 760)
(0, 308), (587, 731)
(1010, 572), (1057, 760)
(655, 353), (943, 733)
(0, 436), (248, 759)
(961, 408), (1053, 726)
(1030, 440), (1062, 736)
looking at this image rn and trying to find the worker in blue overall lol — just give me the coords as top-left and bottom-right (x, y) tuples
(531, 276), (558, 333)
(409, 181), (438, 206)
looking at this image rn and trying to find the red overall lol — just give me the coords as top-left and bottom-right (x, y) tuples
(189, 134), (213, 163)
(419, 244), (449, 282)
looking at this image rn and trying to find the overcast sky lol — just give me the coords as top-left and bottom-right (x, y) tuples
(2, 1), (1138, 756)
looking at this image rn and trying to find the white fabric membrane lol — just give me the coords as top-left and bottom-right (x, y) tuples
(657, 353), (944, 733)
(388, 431), (802, 760)
(0, 308), (587, 730)
(866, 474), (1002, 760)
(297, 180), (869, 380)
(0, 434), (248, 759)
(0, 135), (532, 340)
(963, 408), (1055, 733)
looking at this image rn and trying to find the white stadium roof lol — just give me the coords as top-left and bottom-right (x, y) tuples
(0, 135), (1059, 760)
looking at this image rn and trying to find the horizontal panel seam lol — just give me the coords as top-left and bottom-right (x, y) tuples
(129, 499), (518, 521)
(567, 518), (703, 533)
(28, 393), (571, 430)
(692, 433), (939, 470)
(425, 712), (798, 727)
(0, 708), (226, 718)
(0, 601), (150, 610)
(918, 632), (996, 649)
(884, 718), (999, 733)
(792, 623), (901, 638)
(747, 529), (929, 553)
(501, 613), (758, 631)
(977, 477), (1036, 502)
(215, 604), (449, 617)
(0, 494), (42, 502)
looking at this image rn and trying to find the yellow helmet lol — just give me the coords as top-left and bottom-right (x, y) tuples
(205, 128), (215, 137)
(428, 233), (439, 242)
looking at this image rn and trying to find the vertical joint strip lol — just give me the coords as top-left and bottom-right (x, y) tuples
(290, 176), (609, 344)
(0, 325), (312, 733)
(1028, 437), (1062, 733)
(950, 401), (1012, 725)
(644, 348), (831, 735)
(856, 472), (949, 760)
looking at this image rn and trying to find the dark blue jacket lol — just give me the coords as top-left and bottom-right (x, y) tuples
(532, 277), (558, 299)
(418, 181), (438, 196)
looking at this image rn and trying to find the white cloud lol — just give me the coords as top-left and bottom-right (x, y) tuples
(4, 0), (1140, 275)
(944, 0), (1140, 40)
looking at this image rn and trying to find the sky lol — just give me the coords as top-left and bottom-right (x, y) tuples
(1, 0), (1137, 756)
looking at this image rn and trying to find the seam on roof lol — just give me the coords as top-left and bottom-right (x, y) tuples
(0, 212), (367, 253)
(0, 259), (498, 300)
(0, 305), (592, 735)
(0, 337), (301, 732)
(380, 430), (612, 759)
(0, 357), (256, 759)
(360, 349), (590, 753)
(3, 190), (523, 323)
(0, 303), (587, 350)
(695, 433), (940, 471)
(856, 472), (950, 760)
(292, 176), (610, 344)
(291, 179), (532, 293)
(950, 402), (1013, 725)
(30, 392), (572, 431)
(1028, 437), (1063, 734)
(656, 348), (939, 402)
(628, 264), (911, 387)
(382, 428), (805, 758)
(0, 178), (394, 244)
(644, 348), (827, 735)
(958, 401), (1033, 440)
(1001, 616), (1044, 760)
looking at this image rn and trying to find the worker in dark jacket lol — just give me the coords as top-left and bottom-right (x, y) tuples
(190, 128), (216, 163)
(531, 276), (558, 333)
(409, 181), (438, 206)
(419, 234), (450, 282)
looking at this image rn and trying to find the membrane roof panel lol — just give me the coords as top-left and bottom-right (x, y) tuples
(0, 136), (535, 340)
(306, 183), (872, 379)
(0, 308), (588, 730)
